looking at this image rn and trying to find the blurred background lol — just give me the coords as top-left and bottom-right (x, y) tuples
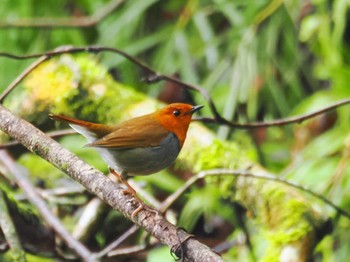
(0, 0), (350, 261)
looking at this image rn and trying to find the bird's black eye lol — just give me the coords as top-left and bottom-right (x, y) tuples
(173, 110), (181, 117)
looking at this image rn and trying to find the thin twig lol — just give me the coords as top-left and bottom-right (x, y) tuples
(0, 56), (48, 102)
(39, 185), (85, 198)
(160, 169), (350, 220)
(195, 97), (350, 127)
(213, 233), (246, 254)
(0, 46), (349, 128)
(94, 225), (140, 259)
(0, 0), (123, 28)
(0, 150), (94, 262)
(107, 244), (147, 257)
(0, 45), (76, 103)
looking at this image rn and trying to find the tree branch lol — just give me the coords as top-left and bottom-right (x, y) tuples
(94, 225), (140, 259)
(0, 0), (124, 28)
(0, 105), (223, 262)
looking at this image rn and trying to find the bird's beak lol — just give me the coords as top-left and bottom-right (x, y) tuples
(187, 105), (204, 114)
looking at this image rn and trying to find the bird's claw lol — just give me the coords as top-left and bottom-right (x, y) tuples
(170, 230), (195, 261)
(109, 169), (159, 221)
(121, 189), (158, 221)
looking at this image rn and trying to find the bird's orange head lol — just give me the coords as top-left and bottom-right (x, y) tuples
(155, 103), (203, 147)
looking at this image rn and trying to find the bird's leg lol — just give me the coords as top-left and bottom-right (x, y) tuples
(109, 168), (137, 195)
(119, 170), (137, 195)
(109, 168), (153, 219)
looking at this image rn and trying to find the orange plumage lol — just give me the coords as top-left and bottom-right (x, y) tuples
(50, 103), (203, 217)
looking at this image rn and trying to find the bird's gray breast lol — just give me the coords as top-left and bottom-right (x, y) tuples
(95, 132), (181, 175)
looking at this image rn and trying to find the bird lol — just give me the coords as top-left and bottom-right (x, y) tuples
(50, 103), (203, 217)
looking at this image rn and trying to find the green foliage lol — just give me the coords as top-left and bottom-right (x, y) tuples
(260, 191), (313, 258)
(60, 135), (109, 172)
(0, 186), (41, 227)
(180, 139), (242, 172)
(26, 254), (53, 262)
(137, 170), (184, 193)
(17, 135), (108, 188)
(17, 154), (64, 188)
(147, 246), (174, 262)
(1, 0), (350, 260)
(178, 185), (219, 231)
(0, 188), (54, 261)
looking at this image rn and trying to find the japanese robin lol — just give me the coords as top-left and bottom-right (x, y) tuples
(50, 103), (203, 217)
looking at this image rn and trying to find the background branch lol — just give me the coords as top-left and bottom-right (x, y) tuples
(161, 168), (350, 219)
(0, 47), (349, 128)
(0, 150), (93, 261)
(0, 129), (76, 149)
(94, 225), (140, 259)
(0, 0), (123, 28)
(0, 56), (48, 102)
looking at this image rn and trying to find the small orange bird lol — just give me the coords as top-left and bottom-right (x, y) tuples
(50, 103), (203, 216)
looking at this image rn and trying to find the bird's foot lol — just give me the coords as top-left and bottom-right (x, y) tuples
(122, 188), (159, 221)
(109, 168), (159, 221)
(125, 200), (158, 222)
(170, 228), (195, 260)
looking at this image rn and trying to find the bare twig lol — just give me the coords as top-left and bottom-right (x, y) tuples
(95, 225), (140, 259)
(160, 169), (350, 220)
(195, 97), (350, 128)
(72, 198), (109, 243)
(0, 0), (123, 28)
(0, 105), (223, 262)
(0, 46), (349, 128)
(0, 45), (76, 103)
(107, 244), (147, 257)
(213, 233), (246, 254)
(0, 150), (94, 262)
(0, 56), (48, 102)
(39, 185), (85, 198)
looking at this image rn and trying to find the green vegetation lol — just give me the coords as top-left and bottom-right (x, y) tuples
(0, 0), (350, 261)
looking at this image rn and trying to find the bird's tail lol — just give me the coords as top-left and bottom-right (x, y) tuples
(49, 114), (114, 142)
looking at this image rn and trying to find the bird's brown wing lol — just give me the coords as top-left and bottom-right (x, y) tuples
(88, 116), (170, 149)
